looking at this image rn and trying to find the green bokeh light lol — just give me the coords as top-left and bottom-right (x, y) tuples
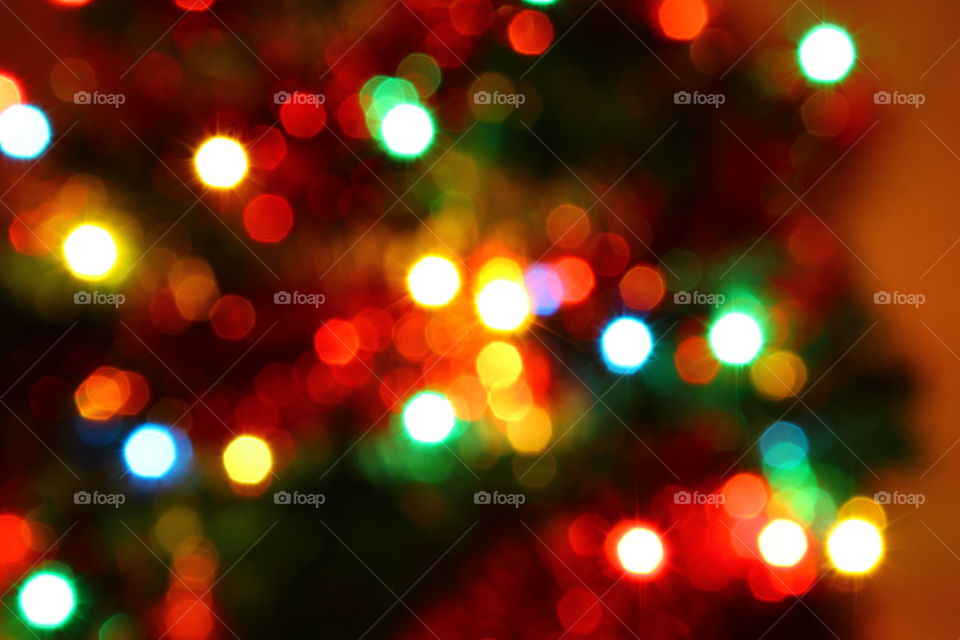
(798, 24), (855, 83)
(18, 570), (76, 629)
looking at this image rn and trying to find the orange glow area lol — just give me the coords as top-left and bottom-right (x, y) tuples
(508, 10), (554, 55)
(553, 256), (594, 304)
(0, 73), (22, 111)
(750, 351), (807, 400)
(619, 264), (665, 310)
(657, 0), (708, 41)
(674, 336), (720, 385)
(75, 367), (150, 421)
(722, 473), (768, 518)
(545, 204), (591, 248)
(314, 319), (360, 365)
(165, 595), (214, 640)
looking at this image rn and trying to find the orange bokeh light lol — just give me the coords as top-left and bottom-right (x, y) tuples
(657, 0), (708, 41)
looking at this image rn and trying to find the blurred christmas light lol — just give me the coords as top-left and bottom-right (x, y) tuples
(403, 391), (456, 443)
(759, 422), (809, 469)
(0, 514), (31, 564)
(408, 256), (460, 306)
(380, 103), (434, 158)
(63, 224), (118, 279)
(476, 341), (523, 389)
(223, 436), (272, 484)
(657, 0), (708, 41)
(601, 317), (653, 374)
(194, 136), (248, 188)
(616, 526), (665, 576)
(827, 519), (884, 574)
(758, 519), (808, 567)
(0, 104), (51, 159)
(524, 264), (563, 315)
(799, 25), (855, 83)
(709, 312), (763, 364)
(18, 571), (76, 629)
(477, 279), (531, 331)
(123, 425), (177, 479)
(0, 73), (22, 111)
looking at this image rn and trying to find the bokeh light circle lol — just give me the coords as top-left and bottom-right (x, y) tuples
(223, 435), (272, 484)
(617, 527), (665, 576)
(63, 224), (118, 279)
(18, 572), (76, 629)
(600, 317), (653, 373)
(758, 519), (808, 567)
(123, 425), (177, 479)
(408, 256), (460, 306)
(194, 136), (248, 188)
(799, 25), (855, 83)
(0, 105), (51, 159)
(827, 519), (884, 574)
(709, 312), (762, 364)
(403, 391), (456, 443)
(380, 104), (434, 158)
(477, 279), (531, 331)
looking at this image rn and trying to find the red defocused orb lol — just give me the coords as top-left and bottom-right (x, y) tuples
(209, 295), (256, 340)
(0, 514), (31, 564)
(243, 194), (294, 243)
(279, 93), (327, 138)
(174, 0), (215, 10)
(508, 10), (554, 56)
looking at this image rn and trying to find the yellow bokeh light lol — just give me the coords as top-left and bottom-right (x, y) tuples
(223, 435), (272, 484)
(506, 406), (552, 454)
(477, 279), (531, 331)
(195, 136), (248, 188)
(750, 351), (807, 400)
(478, 257), (524, 288)
(827, 518), (884, 574)
(408, 256), (460, 306)
(757, 519), (808, 567)
(488, 379), (533, 421)
(63, 224), (118, 279)
(475, 341), (523, 388)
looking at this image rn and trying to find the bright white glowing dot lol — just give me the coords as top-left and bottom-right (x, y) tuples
(18, 572), (76, 628)
(827, 519), (884, 574)
(617, 527), (665, 575)
(381, 104), (434, 158)
(408, 256), (460, 306)
(194, 136), (248, 188)
(403, 392), (456, 443)
(63, 224), (118, 279)
(0, 104), (51, 159)
(758, 519), (808, 567)
(477, 279), (531, 331)
(123, 426), (177, 479)
(601, 317), (653, 373)
(799, 25), (855, 83)
(709, 312), (763, 364)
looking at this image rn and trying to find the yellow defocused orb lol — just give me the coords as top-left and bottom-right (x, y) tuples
(195, 136), (248, 188)
(827, 518), (884, 574)
(63, 224), (117, 279)
(758, 519), (808, 567)
(477, 279), (530, 331)
(408, 256), (460, 306)
(476, 341), (523, 388)
(617, 527), (665, 575)
(223, 435), (272, 484)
